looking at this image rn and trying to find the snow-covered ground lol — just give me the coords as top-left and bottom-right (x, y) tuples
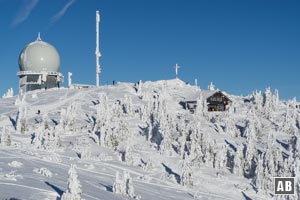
(0, 79), (299, 200)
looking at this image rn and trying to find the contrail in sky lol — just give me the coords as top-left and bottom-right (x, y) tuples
(11, 0), (39, 27)
(51, 0), (76, 24)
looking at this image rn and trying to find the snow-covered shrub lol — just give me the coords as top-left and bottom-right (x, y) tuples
(281, 104), (298, 134)
(61, 164), (82, 200)
(251, 90), (263, 111)
(180, 161), (193, 187)
(2, 88), (14, 98)
(8, 161), (23, 168)
(111, 120), (129, 149)
(244, 130), (258, 178)
(263, 87), (274, 118)
(194, 94), (209, 119)
(273, 89), (279, 107)
(31, 126), (61, 151)
(233, 145), (244, 176)
(33, 167), (52, 177)
(73, 144), (92, 159)
(42, 113), (49, 130)
(93, 96), (131, 149)
(113, 171), (139, 199)
(118, 144), (143, 167)
(0, 126), (12, 146)
(223, 117), (239, 138)
(254, 154), (264, 191)
(208, 82), (215, 91)
(60, 102), (79, 132)
(16, 100), (27, 134)
(122, 95), (133, 115)
(1, 170), (23, 181)
(188, 125), (204, 167)
(215, 144), (228, 170)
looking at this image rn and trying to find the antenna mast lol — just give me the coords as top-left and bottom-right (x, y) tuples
(174, 63), (180, 79)
(95, 10), (101, 87)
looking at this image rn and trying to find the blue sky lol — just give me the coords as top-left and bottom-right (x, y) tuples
(0, 0), (299, 100)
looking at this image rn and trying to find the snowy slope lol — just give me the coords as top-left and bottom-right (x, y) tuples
(0, 79), (299, 200)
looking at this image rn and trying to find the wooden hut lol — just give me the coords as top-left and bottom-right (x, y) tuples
(180, 90), (232, 112)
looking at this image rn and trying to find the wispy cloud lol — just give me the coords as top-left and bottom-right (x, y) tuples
(51, 0), (76, 24)
(11, 0), (39, 27)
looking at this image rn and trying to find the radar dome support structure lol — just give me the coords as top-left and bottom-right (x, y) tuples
(17, 33), (64, 94)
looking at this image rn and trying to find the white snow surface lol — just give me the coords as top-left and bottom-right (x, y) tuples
(0, 79), (298, 200)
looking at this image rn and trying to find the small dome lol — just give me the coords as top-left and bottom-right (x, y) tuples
(18, 34), (60, 72)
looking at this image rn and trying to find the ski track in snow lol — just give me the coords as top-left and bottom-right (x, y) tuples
(0, 182), (57, 196)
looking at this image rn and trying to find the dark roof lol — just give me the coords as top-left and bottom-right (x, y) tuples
(208, 91), (232, 102)
(183, 90), (231, 102)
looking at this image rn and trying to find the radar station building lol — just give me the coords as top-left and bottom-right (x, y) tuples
(17, 33), (63, 93)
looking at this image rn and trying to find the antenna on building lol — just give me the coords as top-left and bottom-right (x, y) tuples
(174, 63), (180, 79)
(37, 32), (42, 41)
(95, 10), (101, 87)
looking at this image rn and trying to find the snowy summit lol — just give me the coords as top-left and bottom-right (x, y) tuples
(0, 79), (299, 200)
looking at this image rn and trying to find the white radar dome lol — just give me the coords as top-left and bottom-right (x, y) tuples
(18, 34), (60, 72)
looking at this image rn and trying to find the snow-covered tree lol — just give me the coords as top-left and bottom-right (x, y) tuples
(61, 164), (82, 200)
(273, 89), (279, 107)
(251, 90), (263, 111)
(32, 126), (61, 151)
(59, 102), (79, 132)
(194, 94), (209, 119)
(263, 87), (274, 118)
(188, 123), (204, 167)
(113, 171), (138, 199)
(2, 88), (14, 98)
(122, 95), (133, 115)
(233, 145), (244, 176)
(244, 128), (257, 178)
(208, 82), (215, 91)
(254, 154), (264, 191)
(181, 160), (193, 187)
(113, 171), (124, 194)
(215, 144), (228, 169)
(0, 126), (11, 146)
(42, 113), (49, 130)
(224, 117), (239, 138)
(136, 80), (143, 95)
(195, 94), (203, 115)
(16, 97), (27, 134)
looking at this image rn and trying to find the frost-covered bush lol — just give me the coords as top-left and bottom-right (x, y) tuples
(8, 161), (23, 168)
(223, 117), (239, 138)
(33, 167), (52, 177)
(42, 113), (50, 130)
(31, 126), (61, 151)
(16, 101), (27, 134)
(233, 145), (244, 176)
(60, 102), (79, 132)
(0, 126), (12, 146)
(181, 161), (193, 187)
(61, 164), (82, 200)
(92, 93), (131, 149)
(122, 95), (133, 115)
(113, 171), (139, 199)
(2, 88), (13, 98)
(208, 82), (215, 91)
(251, 90), (263, 111)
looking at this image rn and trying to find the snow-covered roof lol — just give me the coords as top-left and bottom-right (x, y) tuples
(183, 90), (216, 102)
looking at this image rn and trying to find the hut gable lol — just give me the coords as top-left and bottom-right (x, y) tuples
(180, 90), (232, 112)
(207, 91), (232, 111)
